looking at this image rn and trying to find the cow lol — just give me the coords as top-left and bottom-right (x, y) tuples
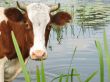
(0, 2), (71, 82)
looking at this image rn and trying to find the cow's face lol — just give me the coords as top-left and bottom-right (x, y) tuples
(17, 2), (71, 60)
(26, 3), (50, 60)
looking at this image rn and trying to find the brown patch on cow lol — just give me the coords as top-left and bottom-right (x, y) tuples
(4, 8), (24, 22)
(45, 23), (51, 47)
(23, 13), (33, 30)
(45, 12), (72, 47)
(0, 12), (33, 60)
(51, 11), (72, 26)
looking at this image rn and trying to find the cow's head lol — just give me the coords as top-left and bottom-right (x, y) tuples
(17, 2), (71, 60)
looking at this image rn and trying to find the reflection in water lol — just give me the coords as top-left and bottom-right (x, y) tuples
(75, 2), (110, 30)
(51, 1), (110, 44)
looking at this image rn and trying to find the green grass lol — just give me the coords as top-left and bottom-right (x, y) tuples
(84, 71), (98, 82)
(95, 40), (104, 82)
(11, 31), (47, 82)
(11, 31), (31, 82)
(36, 66), (41, 82)
(12, 29), (110, 82)
(41, 61), (46, 82)
(103, 30), (110, 81)
(36, 61), (46, 82)
(11, 31), (98, 82)
(59, 74), (63, 82)
(95, 30), (110, 82)
(51, 72), (80, 82)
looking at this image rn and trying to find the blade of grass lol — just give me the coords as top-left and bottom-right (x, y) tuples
(41, 60), (46, 82)
(68, 47), (77, 72)
(95, 40), (104, 82)
(103, 30), (110, 81)
(71, 69), (74, 82)
(66, 47), (77, 82)
(51, 73), (79, 82)
(66, 68), (82, 82)
(59, 74), (63, 82)
(11, 31), (31, 82)
(74, 68), (82, 82)
(36, 66), (41, 82)
(84, 71), (98, 82)
(65, 75), (69, 82)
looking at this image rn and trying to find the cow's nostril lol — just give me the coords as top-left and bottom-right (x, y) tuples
(31, 50), (47, 60)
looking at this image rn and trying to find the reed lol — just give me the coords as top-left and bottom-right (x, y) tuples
(95, 30), (110, 82)
(95, 40), (104, 82)
(11, 31), (31, 82)
(11, 31), (47, 82)
(103, 30), (110, 81)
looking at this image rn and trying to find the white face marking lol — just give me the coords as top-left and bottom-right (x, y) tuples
(0, 57), (8, 82)
(26, 3), (50, 56)
(0, 7), (8, 23)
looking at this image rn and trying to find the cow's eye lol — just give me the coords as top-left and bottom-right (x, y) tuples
(24, 22), (31, 30)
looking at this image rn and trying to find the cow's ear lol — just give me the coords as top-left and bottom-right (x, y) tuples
(51, 11), (72, 27)
(4, 8), (24, 22)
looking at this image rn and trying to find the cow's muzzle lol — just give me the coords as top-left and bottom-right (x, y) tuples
(30, 50), (47, 61)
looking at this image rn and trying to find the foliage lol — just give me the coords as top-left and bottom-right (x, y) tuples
(95, 30), (110, 82)
(11, 31), (31, 82)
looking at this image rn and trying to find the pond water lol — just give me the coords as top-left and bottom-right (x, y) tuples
(14, 26), (110, 82)
(14, 2), (110, 82)
(0, 0), (110, 82)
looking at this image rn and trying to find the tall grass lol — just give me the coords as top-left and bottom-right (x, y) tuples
(11, 32), (80, 82)
(95, 30), (110, 82)
(51, 46), (97, 82)
(51, 71), (80, 82)
(95, 40), (104, 82)
(11, 31), (47, 82)
(36, 66), (41, 82)
(36, 61), (46, 82)
(11, 31), (97, 82)
(84, 71), (98, 82)
(103, 30), (110, 81)
(11, 31), (31, 82)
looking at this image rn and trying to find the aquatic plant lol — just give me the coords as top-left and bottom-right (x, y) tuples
(75, 2), (110, 28)
(11, 31), (31, 82)
(95, 30), (110, 82)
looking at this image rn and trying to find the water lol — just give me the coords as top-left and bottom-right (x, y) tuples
(14, 25), (110, 81)
(1, 0), (110, 82)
